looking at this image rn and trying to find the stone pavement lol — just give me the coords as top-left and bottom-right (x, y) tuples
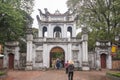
(5, 69), (111, 80)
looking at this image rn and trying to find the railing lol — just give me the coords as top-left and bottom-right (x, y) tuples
(33, 37), (81, 43)
(5, 41), (19, 46)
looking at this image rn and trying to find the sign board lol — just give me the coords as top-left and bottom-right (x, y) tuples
(111, 45), (117, 53)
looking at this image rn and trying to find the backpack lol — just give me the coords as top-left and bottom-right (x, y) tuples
(68, 64), (74, 72)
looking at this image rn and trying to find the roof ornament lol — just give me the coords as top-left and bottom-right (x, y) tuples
(44, 8), (50, 15)
(54, 10), (61, 15)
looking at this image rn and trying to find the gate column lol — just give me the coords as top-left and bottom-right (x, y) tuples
(26, 28), (33, 70)
(81, 27), (90, 70)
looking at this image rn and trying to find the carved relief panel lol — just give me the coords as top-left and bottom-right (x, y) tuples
(35, 51), (43, 63)
(72, 51), (78, 61)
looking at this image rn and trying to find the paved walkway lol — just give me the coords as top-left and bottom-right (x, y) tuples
(5, 69), (111, 80)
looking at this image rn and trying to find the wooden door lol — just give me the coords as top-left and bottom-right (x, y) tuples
(0, 58), (3, 69)
(9, 53), (14, 69)
(101, 54), (106, 68)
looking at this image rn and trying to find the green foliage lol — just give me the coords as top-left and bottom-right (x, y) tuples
(0, 2), (24, 42)
(52, 52), (64, 59)
(0, 0), (20, 8)
(67, 0), (80, 10)
(107, 72), (120, 77)
(32, 28), (38, 38)
(0, 0), (33, 54)
(20, 0), (34, 14)
(112, 49), (120, 60)
(0, 71), (6, 76)
(76, 32), (81, 39)
(88, 30), (97, 51)
(19, 40), (26, 53)
(67, 0), (120, 51)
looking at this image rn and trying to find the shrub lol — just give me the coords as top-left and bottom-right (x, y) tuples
(0, 71), (6, 76)
(107, 72), (120, 77)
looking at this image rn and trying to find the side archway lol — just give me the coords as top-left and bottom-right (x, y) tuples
(100, 53), (107, 68)
(8, 53), (14, 69)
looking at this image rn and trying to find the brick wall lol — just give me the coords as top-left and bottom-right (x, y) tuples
(112, 60), (120, 70)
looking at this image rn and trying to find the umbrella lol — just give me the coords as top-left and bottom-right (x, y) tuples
(0, 54), (4, 57)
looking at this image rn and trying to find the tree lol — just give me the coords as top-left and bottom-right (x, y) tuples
(20, 0), (34, 15)
(0, 2), (24, 42)
(67, 0), (120, 50)
(0, 0), (34, 14)
(0, 0), (34, 41)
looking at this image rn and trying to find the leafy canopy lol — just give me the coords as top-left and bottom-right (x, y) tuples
(67, 0), (120, 50)
(0, 0), (33, 44)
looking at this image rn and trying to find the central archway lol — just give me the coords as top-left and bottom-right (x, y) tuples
(50, 47), (65, 68)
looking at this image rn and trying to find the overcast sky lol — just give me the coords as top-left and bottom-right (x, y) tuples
(31, 0), (68, 28)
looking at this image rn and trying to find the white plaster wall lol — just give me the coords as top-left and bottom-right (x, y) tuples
(78, 44), (82, 67)
(63, 24), (67, 38)
(14, 46), (20, 69)
(32, 44), (35, 68)
(32, 42), (83, 68)
(3, 47), (8, 68)
(48, 24), (52, 38)
(3, 45), (20, 69)
(68, 43), (72, 60)
(107, 54), (112, 69)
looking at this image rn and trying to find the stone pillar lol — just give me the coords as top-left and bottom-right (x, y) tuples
(73, 22), (76, 37)
(3, 47), (8, 68)
(48, 24), (53, 38)
(108, 47), (112, 69)
(63, 24), (67, 38)
(81, 27), (90, 70)
(43, 44), (48, 68)
(14, 43), (20, 69)
(26, 28), (33, 70)
(38, 21), (42, 37)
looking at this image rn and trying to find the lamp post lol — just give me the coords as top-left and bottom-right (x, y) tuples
(113, 35), (120, 57)
(115, 35), (119, 42)
(115, 34), (120, 49)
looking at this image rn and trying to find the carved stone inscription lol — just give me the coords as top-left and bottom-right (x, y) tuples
(72, 51), (78, 61)
(35, 51), (43, 63)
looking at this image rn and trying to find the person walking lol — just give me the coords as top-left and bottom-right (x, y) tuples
(56, 58), (60, 69)
(68, 60), (74, 80)
(64, 60), (69, 74)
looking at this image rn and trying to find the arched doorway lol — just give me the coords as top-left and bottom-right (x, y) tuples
(100, 54), (106, 68)
(50, 47), (65, 68)
(53, 26), (61, 38)
(8, 53), (14, 69)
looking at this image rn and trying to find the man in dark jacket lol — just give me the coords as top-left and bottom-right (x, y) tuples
(68, 60), (74, 80)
